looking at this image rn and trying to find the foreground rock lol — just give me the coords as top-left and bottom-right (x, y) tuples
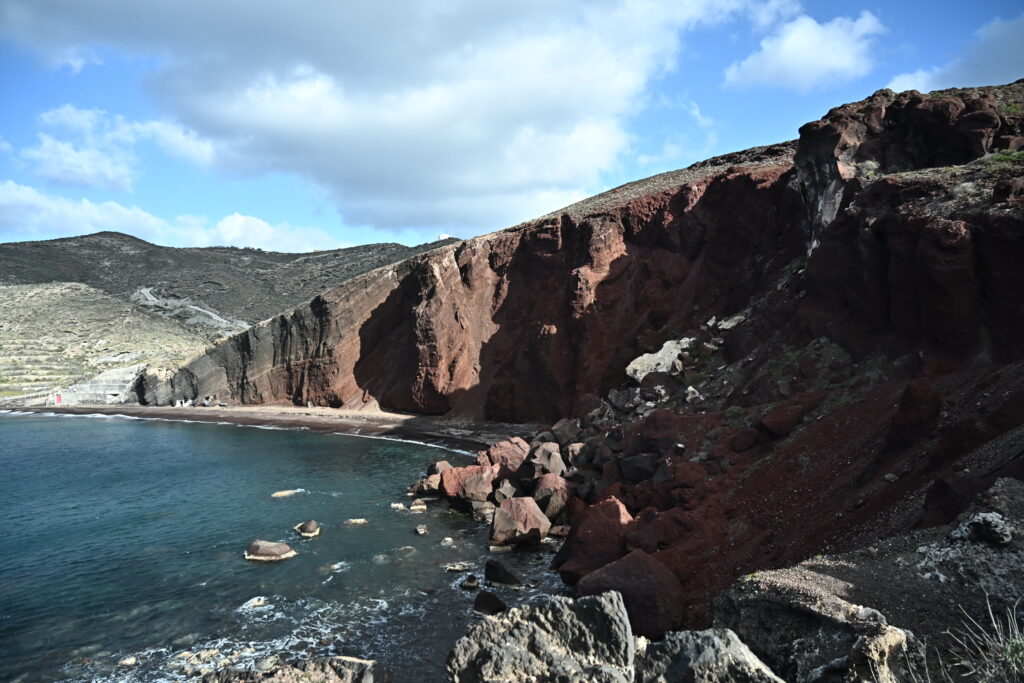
(243, 540), (297, 562)
(292, 520), (320, 538)
(447, 592), (635, 682)
(201, 655), (390, 681)
(639, 629), (783, 683)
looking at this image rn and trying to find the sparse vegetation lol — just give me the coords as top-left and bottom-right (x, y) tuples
(887, 597), (1024, 683)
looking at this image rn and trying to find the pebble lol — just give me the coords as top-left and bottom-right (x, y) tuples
(440, 537), (455, 546)
(415, 524), (428, 535)
(117, 656), (137, 667)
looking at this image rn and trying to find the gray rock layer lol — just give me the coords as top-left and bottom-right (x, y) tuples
(446, 592), (635, 683)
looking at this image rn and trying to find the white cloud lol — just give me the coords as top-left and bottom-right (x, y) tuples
(0, 136), (12, 154)
(887, 14), (1024, 92)
(747, 0), (801, 30)
(19, 104), (216, 191)
(51, 46), (103, 75)
(0, 0), (754, 232)
(724, 11), (885, 91)
(20, 133), (135, 191)
(0, 180), (344, 252)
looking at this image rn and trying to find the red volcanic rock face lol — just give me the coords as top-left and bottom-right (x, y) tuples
(158, 144), (803, 423)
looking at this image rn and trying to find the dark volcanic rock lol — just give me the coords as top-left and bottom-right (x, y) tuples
(639, 628), (783, 683)
(446, 592), (635, 683)
(553, 497), (633, 584)
(472, 590), (508, 615)
(484, 559), (523, 587)
(577, 549), (687, 638)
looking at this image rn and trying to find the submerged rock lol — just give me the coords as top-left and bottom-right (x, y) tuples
(243, 540), (297, 562)
(293, 520), (320, 538)
(473, 590), (508, 615)
(447, 591), (635, 682)
(484, 559), (522, 587)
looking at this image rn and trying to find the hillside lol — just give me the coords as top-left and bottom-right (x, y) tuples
(0, 232), (458, 336)
(0, 282), (208, 400)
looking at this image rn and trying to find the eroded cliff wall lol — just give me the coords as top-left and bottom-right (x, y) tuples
(152, 80), (1024, 425)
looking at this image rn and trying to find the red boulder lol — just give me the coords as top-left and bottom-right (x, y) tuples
(576, 549), (687, 638)
(489, 497), (551, 546)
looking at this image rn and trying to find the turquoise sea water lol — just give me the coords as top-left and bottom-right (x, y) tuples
(0, 411), (560, 681)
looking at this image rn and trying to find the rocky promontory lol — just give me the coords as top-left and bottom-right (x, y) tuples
(143, 79), (1024, 679)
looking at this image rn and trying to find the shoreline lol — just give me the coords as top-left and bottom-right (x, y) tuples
(9, 404), (533, 453)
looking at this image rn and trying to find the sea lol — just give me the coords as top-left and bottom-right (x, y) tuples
(0, 410), (562, 681)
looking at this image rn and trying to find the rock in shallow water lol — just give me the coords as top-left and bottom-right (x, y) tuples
(243, 540), (297, 562)
(446, 591), (635, 682)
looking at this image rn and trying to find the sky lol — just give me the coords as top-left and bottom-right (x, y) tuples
(0, 1), (1021, 252)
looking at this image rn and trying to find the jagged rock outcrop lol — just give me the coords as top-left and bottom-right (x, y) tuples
(446, 592), (636, 682)
(154, 143), (804, 420)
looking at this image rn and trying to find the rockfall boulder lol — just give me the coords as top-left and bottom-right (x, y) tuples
(489, 497), (551, 546)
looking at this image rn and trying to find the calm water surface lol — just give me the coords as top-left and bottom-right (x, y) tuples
(0, 411), (561, 681)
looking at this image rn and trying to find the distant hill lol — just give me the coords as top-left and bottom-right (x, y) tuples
(0, 282), (209, 399)
(0, 231), (458, 402)
(0, 231), (459, 335)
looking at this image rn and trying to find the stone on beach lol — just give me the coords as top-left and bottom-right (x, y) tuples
(244, 540), (297, 562)
(293, 520), (320, 538)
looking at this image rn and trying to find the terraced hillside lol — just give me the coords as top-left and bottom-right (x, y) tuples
(0, 232), (458, 335)
(0, 283), (207, 402)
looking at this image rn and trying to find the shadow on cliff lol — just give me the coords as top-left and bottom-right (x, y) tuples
(348, 161), (806, 426)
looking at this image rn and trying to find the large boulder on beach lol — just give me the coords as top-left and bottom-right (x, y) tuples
(244, 540), (297, 562)
(440, 464), (499, 504)
(489, 497), (550, 546)
(577, 549), (687, 638)
(293, 520), (320, 538)
(447, 592), (635, 682)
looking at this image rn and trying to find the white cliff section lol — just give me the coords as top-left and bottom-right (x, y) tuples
(625, 338), (695, 383)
